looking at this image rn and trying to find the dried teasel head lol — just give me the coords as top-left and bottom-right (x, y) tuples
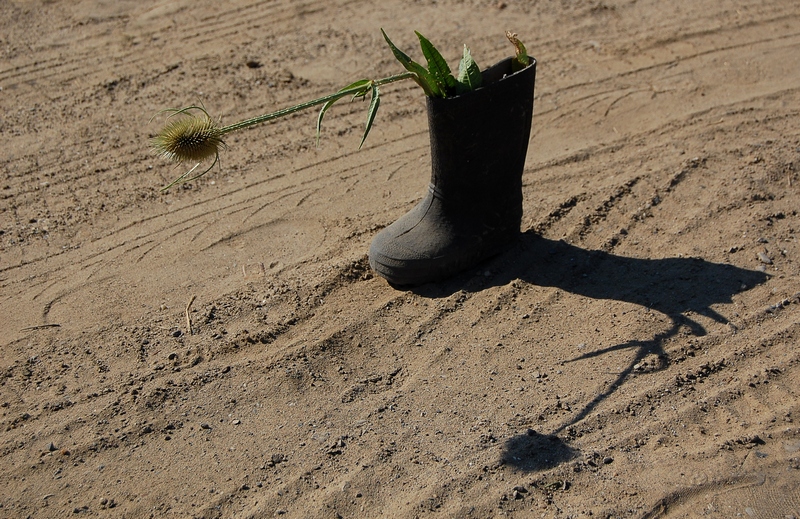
(151, 106), (225, 164)
(151, 106), (227, 190)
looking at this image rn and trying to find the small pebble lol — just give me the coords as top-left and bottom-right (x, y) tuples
(603, 456), (614, 464)
(757, 252), (773, 264)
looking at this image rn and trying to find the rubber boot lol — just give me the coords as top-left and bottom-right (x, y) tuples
(369, 57), (536, 285)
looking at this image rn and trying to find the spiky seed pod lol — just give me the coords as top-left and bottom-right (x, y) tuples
(152, 113), (225, 164)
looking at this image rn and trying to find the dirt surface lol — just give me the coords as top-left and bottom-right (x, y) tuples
(2, 0), (800, 517)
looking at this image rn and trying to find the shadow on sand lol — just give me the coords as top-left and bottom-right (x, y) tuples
(410, 232), (770, 471)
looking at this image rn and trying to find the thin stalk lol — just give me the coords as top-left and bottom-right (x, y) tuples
(218, 71), (415, 135)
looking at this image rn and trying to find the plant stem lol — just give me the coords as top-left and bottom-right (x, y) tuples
(219, 71), (415, 135)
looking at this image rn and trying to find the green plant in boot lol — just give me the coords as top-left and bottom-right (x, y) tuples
(150, 31), (530, 191)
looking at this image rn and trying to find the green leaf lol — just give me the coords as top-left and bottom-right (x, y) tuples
(316, 79), (371, 146)
(456, 45), (482, 93)
(415, 31), (458, 95)
(381, 29), (442, 97)
(359, 84), (381, 149)
(506, 31), (530, 72)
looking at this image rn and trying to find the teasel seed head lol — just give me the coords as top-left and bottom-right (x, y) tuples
(151, 107), (226, 164)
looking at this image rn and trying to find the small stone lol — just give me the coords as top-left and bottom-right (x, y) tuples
(271, 453), (285, 465)
(603, 456), (614, 464)
(172, 329), (183, 338)
(200, 423), (212, 430)
(757, 252), (773, 265)
(232, 419), (241, 425)
(48, 442), (57, 452)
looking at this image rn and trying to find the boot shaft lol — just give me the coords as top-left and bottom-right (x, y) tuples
(426, 57), (537, 218)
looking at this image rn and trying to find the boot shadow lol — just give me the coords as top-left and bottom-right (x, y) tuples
(411, 233), (768, 322)
(409, 232), (769, 469)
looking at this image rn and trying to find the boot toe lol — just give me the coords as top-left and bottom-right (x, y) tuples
(369, 223), (516, 286)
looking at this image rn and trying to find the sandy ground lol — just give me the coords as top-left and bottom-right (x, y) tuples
(2, 0), (800, 517)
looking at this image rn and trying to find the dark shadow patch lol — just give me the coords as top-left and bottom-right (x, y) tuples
(501, 428), (579, 472)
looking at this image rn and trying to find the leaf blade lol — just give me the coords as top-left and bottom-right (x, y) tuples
(456, 44), (482, 93)
(359, 84), (381, 149)
(381, 29), (442, 97)
(316, 79), (372, 146)
(415, 31), (458, 95)
(506, 31), (530, 72)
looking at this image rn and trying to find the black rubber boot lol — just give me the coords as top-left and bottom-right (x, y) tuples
(369, 57), (536, 285)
